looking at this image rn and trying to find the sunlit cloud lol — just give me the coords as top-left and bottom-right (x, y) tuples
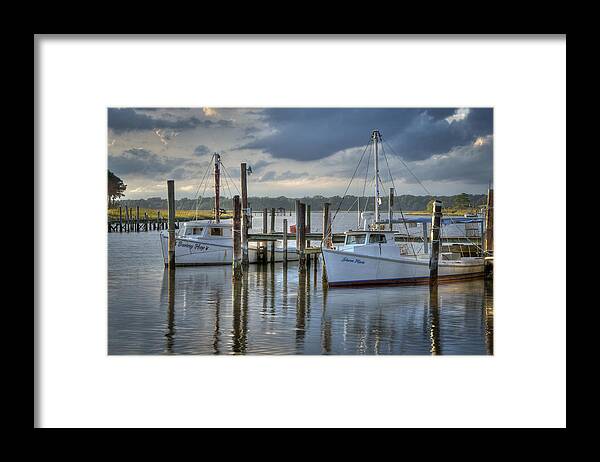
(445, 108), (470, 124)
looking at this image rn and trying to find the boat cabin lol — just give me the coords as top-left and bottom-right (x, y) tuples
(178, 220), (232, 239)
(344, 230), (395, 246)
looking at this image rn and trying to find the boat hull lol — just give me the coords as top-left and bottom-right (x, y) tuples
(160, 233), (299, 266)
(321, 248), (484, 287)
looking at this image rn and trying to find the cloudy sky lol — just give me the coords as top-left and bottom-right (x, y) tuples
(107, 107), (493, 199)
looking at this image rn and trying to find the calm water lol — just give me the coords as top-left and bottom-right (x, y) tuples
(108, 212), (493, 355)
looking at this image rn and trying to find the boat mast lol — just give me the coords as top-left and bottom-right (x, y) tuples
(214, 153), (221, 223)
(372, 129), (381, 225)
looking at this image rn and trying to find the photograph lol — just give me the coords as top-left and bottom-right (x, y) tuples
(36, 35), (565, 428)
(107, 107), (494, 355)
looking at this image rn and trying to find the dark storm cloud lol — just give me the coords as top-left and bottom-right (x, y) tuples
(259, 170), (306, 182)
(108, 148), (192, 178)
(396, 137), (494, 185)
(193, 145), (211, 156)
(239, 108), (493, 162)
(108, 108), (234, 132)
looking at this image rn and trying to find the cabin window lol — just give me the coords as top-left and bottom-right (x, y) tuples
(210, 227), (223, 237)
(368, 234), (387, 244)
(346, 234), (366, 245)
(191, 227), (203, 235)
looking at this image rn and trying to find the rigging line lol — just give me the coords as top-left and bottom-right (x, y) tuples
(328, 138), (372, 241)
(345, 196), (359, 214)
(194, 153), (215, 201)
(220, 161), (241, 196)
(194, 154), (215, 218)
(382, 137), (483, 250)
(357, 140), (373, 225)
(222, 171), (233, 204)
(380, 141), (418, 258)
(381, 137), (432, 196)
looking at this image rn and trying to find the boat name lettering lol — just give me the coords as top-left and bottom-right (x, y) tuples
(177, 241), (209, 251)
(341, 257), (365, 264)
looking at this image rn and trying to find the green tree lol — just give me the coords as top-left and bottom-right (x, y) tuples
(454, 193), (470, 209)
(108, 170), (127, 208)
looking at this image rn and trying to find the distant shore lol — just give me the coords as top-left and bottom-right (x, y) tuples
(107, 207), (477, 221)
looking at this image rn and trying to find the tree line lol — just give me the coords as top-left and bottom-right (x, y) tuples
(113, 192), (486, 212)
(109, 170), (485, 212)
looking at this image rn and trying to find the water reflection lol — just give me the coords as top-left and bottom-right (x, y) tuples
(165, 269), (176, 354)
(484, 279), (494, 355)
(429, 285), (441, 355)
(109, 230), (493, 355)
(231, 273), (248, 354)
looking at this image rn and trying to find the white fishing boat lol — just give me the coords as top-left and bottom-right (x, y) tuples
(160, 153), (298, 266)
(159, 220), (298, 266)
(321, 130), (486, 286)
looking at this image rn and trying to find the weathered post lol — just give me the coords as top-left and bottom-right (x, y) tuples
(118, 206), (123, 232)
(262, 208), (268, 263)
(422, 221), (429, 254)
(484, 188), (494, 277)
(144, 212), (148, 231)
(429, 200), (442, 285)
(240, 162), (249, 266)
(388, 188), (395, 230)
(283, 218), (288, 264)
(306, 204), (311, 250)
(484, 188), (494, 255)
(124, 205), (129, 232)
(270, 207), (275, 264)
(295, 199), (301, 247)
(232, 195), (243, 280)
(136, 206), (140, 232)
(322, 202), (331, 249)
(157, 210), (161, 231)
(167, 180), (176, 269)
(297, 202), (306, 270)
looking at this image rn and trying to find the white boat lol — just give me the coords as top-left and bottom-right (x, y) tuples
(322, 229), (484, 286)
(321, 130), (485, 286)
(160, 219), (298, 266)
(160, 153), (298, 266)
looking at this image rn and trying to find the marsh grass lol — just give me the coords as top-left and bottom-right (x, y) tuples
(107, 208), (232, 221)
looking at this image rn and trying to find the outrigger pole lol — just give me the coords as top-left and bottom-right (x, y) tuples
(372, 129), (382, 225)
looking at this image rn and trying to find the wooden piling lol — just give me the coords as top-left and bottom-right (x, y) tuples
(124, 205), (129, 232)
(240, 162), (249, 266)
(322, 202), (331, 249)
(484, 188), (494, 254)
(297, 202), (306, 269)
(429, 200), (442, 285)
(262, 208), (268, 263)
(484, 188), (494, 278)
(232, 195), (243, 280)
(422, 222), (429, 254)
(136, 206), (140, 232)
(118, 206), (123, 232)
(157, 210), (161, 231)
(283, 218), (288, 264)
(388, 188), (395, 230)
(306, 204), (311, 250)
(167, 180), (176, 269)
(270, 207), (275, 264)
